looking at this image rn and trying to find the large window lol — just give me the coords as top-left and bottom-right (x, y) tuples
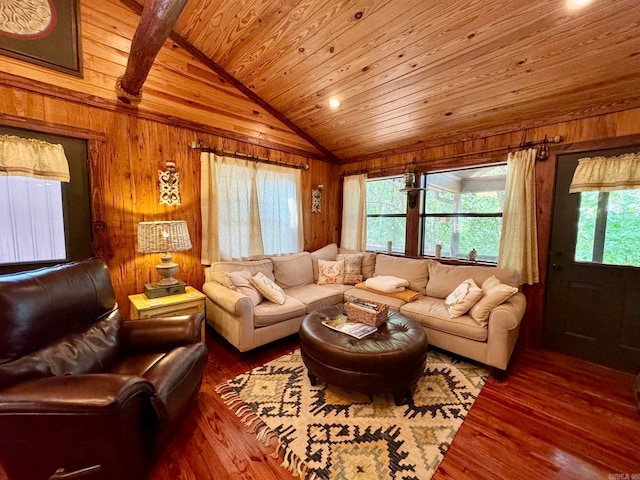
(421, 164), (506, 262)
(575, 189), (640, 267)
(0, 127), (92, 273)
(366, 176), (406, 253)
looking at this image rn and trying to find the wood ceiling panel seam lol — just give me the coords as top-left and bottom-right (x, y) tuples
(291, 23), (640, 133)
(225, 0), (392, 83)
(261, 0), (506, 104)
(223, 0), (341, 79)
(243, 0), (446, 99)
(304, 55), (640, 138)
(270, 2), (638, 125)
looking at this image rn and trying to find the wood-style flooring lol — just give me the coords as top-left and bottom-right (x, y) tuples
(2, 330), (638, 479)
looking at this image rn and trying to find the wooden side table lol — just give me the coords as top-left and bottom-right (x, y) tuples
(129, 286), (206, 341)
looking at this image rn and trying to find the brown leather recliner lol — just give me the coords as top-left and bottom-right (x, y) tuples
(0, 258), (208, 480)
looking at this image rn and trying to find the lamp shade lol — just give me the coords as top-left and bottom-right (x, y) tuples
(137, 221), (192, 254)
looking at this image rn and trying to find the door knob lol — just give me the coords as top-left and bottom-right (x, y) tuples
(552, 264), (562, 271)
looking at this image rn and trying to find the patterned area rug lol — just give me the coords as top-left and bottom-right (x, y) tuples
(216, 349), (488, 480)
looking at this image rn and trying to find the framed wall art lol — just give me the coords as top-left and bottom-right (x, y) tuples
(0, 0), (83, 77)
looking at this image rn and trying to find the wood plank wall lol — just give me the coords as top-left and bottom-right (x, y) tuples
(0, 0), (340, 316)
(340, 107), (640, 348)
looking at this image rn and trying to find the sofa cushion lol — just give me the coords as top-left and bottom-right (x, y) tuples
(225, 270), (263, 307)
(344, 287), (406, 312)
(338, 248), (376, 279)
(469, 275), (519, 326)
(271, 252), (314, 289)
(250, 272), (286, 305)
(318, 283), (352, 293)
(253, 296), (307, 327)
(426, 260), (520, 299)
(209, 259), (274, 285)
(445, 278), (484, 318)
(310, 243), (338, 281)
(400, 297), (488, 342)
(374, 254), (429, 293)
(285, 284), (343, 313)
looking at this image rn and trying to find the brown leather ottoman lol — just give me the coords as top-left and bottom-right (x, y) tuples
(299, 304), (428, 405)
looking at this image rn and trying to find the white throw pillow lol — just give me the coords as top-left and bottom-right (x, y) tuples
(225, 270), (264, 307)
(469, 275), (518, 325)
(317, 259), (345, 285)
(250, 271), (286, 305)
(445, 278), (484, 318)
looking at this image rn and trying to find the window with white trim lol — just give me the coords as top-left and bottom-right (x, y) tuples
(365, 176), (406, 253)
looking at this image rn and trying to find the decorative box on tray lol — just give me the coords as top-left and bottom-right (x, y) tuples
(345, 299), (389, 327)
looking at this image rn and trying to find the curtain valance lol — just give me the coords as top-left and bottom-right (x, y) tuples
(569, 152), (640, 193)
(0, 135), (70, 182)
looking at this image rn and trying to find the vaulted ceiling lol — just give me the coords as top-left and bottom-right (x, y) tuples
(131, 0), (640, 162)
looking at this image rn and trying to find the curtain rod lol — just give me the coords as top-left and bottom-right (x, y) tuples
(190, 141), (309, 170)
(341, 135), (563, 176)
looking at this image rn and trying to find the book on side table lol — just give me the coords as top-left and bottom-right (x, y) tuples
(322, 314), (377, 339)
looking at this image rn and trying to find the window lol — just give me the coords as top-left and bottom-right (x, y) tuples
(0, 127), (93, 273)
(575, 189), (640, 267)
(366, 176), (406, 253)
(202, 154), (303, 261)
(0, 176), (66, 263)
(421, 164), (506, 262)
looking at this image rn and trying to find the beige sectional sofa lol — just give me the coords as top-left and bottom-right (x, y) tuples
(202, 244), (526, 370)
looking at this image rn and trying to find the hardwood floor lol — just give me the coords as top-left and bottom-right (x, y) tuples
(1, 331), (638, 479)
(148, 330), (640, 480)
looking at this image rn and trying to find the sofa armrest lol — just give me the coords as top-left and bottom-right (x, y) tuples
(202, 281), (253, 316)
(486, 292), (526, 370)
(487, 292), (526, 332)
(121, 313), (204, 351)
(0, 374), (154, 413)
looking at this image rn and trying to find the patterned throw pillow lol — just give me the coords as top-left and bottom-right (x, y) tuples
(444, 278), (484, 318)
(336, 253), (363, 285)
(249, 271), (286, 305)
(469, 275), (518, 326)
(317, 259), (345, 285)
(225, 270), (264, 307)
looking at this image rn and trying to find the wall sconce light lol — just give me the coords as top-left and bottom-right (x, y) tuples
(312, 184), (323, 213)
(159, 160), (181, 206)
(399, 166), (425, 209)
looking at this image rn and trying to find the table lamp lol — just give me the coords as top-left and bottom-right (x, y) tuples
(137, 220), (192, 298)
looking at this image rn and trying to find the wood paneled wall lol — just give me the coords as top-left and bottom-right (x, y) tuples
(340, 107), (640, 348)
(0, 0), (339, 316)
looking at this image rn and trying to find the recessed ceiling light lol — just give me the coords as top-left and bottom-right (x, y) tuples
(328, 98), (341, 108)
(566, 0), (591, 11)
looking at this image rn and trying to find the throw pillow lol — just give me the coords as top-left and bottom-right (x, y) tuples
(469, 275), (518, 326)
(445, 278), (484, 318)
(249, 271), (286, 305)
(225, 270), (264, 307)
(317, 259), (345, 285)
(336, 253), (363, 285)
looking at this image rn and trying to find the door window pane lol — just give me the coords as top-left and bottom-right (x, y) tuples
(575, 189), (640, 267)
(0, 176), (66, 264)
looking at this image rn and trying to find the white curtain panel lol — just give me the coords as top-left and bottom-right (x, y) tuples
(201, 152), (303, 263)
(498, 149), (539, 285)
(341, 173), (368, 251)
(569, 152), (640, 192)
(255, 163), (303, 256)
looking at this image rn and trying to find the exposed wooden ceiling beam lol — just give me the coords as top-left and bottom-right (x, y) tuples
(118, 0), (341, 164)
(116, 0), (188, 104)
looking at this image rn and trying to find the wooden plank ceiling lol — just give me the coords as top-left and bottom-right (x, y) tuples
(131, 0), (640, 162)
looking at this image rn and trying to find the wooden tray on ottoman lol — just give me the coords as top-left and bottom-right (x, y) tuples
(345, 300), (389, 327)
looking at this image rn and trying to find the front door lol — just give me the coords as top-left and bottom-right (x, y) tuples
(544, 145), (640, 373)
